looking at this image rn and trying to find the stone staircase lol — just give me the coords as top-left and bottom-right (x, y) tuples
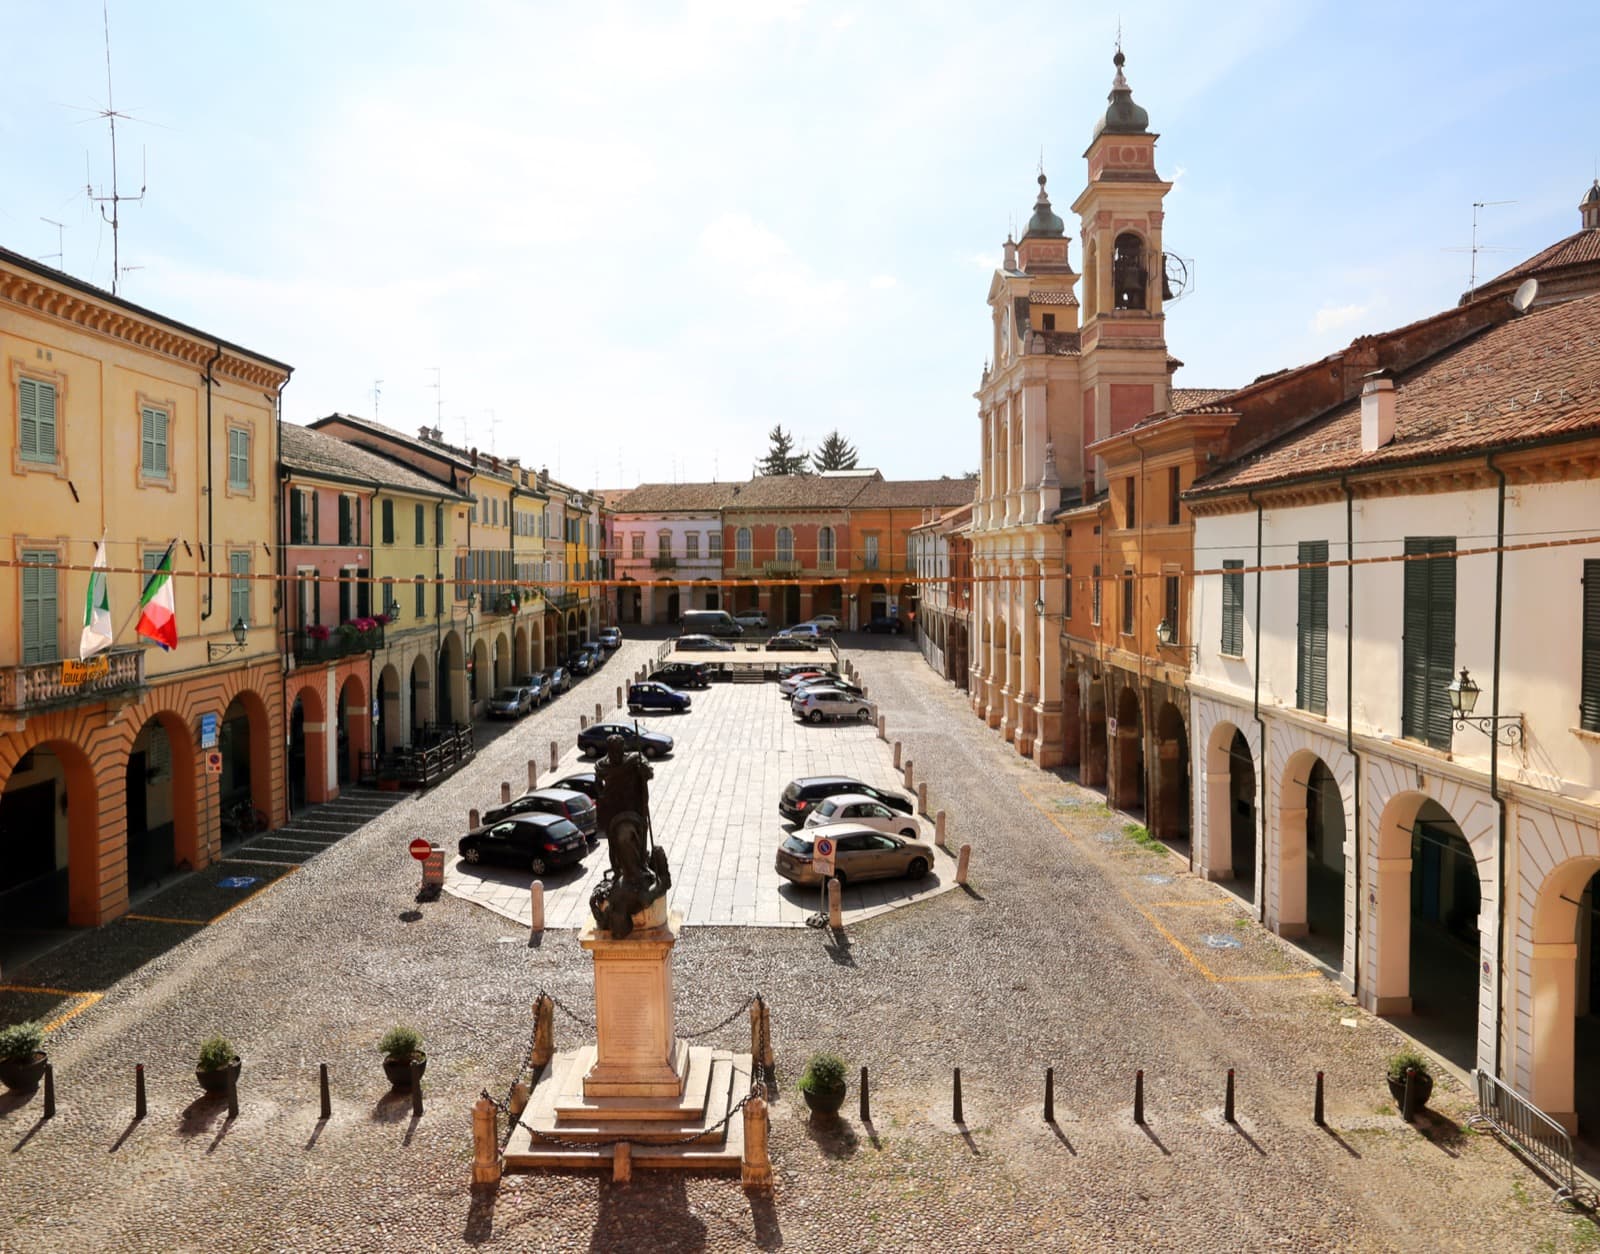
(223, 788), (406, 868)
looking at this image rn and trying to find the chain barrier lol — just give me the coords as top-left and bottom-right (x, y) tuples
(539, 987), (596, 1031)
(481, 1016), (544, 1152)
(678, 993), (760, 1040)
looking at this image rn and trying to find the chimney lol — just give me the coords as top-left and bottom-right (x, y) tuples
(418, 425), (432, 440)
(1360, 372), (1395, 452)
(1002, 234), (1017, 271)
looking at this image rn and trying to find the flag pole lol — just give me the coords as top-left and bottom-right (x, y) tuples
(115, 539), (177, 641)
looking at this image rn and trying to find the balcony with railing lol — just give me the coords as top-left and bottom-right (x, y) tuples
(763, 559), (803, 576)
(0, 646), (146, 715)
(292, 622), (386, 665)
(650, 556), (678, 571)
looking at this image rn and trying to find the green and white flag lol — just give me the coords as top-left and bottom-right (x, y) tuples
(79, 538), (113, 659)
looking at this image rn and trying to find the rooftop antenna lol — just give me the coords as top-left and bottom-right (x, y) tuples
(372, 379), (382, 420)
(428, 366), (442, 433)
(39, 217), (66, 268)
(85, 0), (147, 296)
(485, 409), (499, 455)
(1446, 199), (1515, 299)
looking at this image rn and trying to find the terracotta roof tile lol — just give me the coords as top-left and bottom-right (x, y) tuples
(608, 482), (739, 513)
(281, 423), (467, 497)
(1486, 228), (1600, 286)
(724, 474), (879, 510)
(1029, 289), (1080, 306)
(1170, 387), (1235, 413)
(308, 413), (518, 483)
(852, 477), (980, 508)
(1189, 292), (1600, 494)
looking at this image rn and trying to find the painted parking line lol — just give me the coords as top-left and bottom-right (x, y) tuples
(124, 865), (300, 929)
(0, 985), (104, 1032)
(125, 913), (207, 925)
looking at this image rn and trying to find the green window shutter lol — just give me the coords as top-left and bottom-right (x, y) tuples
(415, 577), (425, 619)
(228, 429), (250, 488)
(140, 407), (168, 477)
(1297, 541), (1328, 714)
(1401, 537), (1456, 750)
(415, 504), (425, 546)
(382, 499), (395, 544)
(311, 492), (321, 545)
(230, 552), (251, 626)
(18, 378), (57, 462)
(1221, 560), (1244, 655)
(21, 549), (58, 664)
(1582, 561), (1600, 731)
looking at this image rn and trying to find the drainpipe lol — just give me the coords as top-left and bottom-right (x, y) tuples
(200, 344), (225, 621)
(1129, 431), (1151, 826)
(1488, 452), (1510, 1078)
(1249, 490), (1267, 923)
(1343, 477), (1363, 998)
(271, 371), (290, 824)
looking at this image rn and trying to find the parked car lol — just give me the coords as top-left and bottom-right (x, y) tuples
(791, 676), (866, 701)
(778, 668), (832, 696)
(801, 614), (843, 633)
(649, 662), (711, 690)
(550, 770), (600, 802)
(516, 673), (551, 705)
(581, 641), (606, 668)
(733, 611), (768, 629)
(486, 686), (535, 719)
(793, 689), (875, 724)
(483, 787), (599, 839)
(578, 720), (675, 759)
(628, 682), (691, 713)
(675, 634), (736, 653)
(767, 634), (819, 652)
(863, 616), (904, 635)
(458, 812), (588, 876)
(680, 609), (744, 637)
(777, 662), (829, 680)
(775, 824), (934, 888)
(779, 776), (915, 823)
(804, 793), (920, 840)
(543, 666), (571, 695)
(569, 649), (596, 677)
(780, 623), (824, 638)
(598, 627), (622, 650)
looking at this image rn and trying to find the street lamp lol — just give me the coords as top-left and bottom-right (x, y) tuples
(1154, 617), (1199, 665)
(208, 617), (249, 661)
(1447, 666), (1524, 746)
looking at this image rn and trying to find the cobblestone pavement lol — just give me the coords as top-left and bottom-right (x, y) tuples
(0, 637), (1592, 1252)
(442, 676), (957, 929)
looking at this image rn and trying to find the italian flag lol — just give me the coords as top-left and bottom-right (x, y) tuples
(78, 538), (113, 659)
(136, 542), (179, 651)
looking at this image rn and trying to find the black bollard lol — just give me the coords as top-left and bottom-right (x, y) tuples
(319, 1063), (331, 1120)
(952, 1067), (963, 1125)
(225, 1065), (239, 1119)
(1401, 1067), (1418, 1123)
(1133, 1069), (1145, 1125)
(1044, 1067), (1054, 1123)
(1224, 1068), (1235, 1124)
(43, 1063), (55, 1120)
(135, 1063), (147, 1120)
(411, 1059), (424, 1117)
(860, 1066), (870, 1122)
(1314, 1071), (1325, 1126)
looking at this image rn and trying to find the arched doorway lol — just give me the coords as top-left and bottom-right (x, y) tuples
(665, 588), (680, 622)
(1113, 685), (1144, 814)
(410, 653), (431, 738)
(1061, 668), (1082, 768)
(470, 637), (490, 707)
(124, 713), (196, 894)
(515, 624), (530, 678)
(579, 608), (590, 640)
(219, 691), (271, 838)
(377, 663), (401, 753)
(1530, 859), (1600, 1134)
(1277, 752), (1346, 971)
(437, 629), (465, 725)
(288, 683), (328, 811)
(0, 740), (98, 930)
(337, 673), (368, 786)
(870, 583), (888, 621)
(565, 611), (579, 657)
(493, 630), (511, 688)
(1153, 702), (1189, 852)
(1083, 680), (1108, 788)
(1374, 793), (1482, 1067)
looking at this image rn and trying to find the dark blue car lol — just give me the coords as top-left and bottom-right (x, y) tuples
(627, 682), (691, 713)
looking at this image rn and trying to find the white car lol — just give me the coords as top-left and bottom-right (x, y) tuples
(734, 611), (768, 629)
(804, 793), (921, 840)
(792, 688), (875, 724)
(799, 615), (842, 633)
(779, 668), (835, 696)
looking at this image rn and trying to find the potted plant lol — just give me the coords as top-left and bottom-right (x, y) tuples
(195, 1035), (241, 1094)
(0, 1020), (47, 1093)
(798, 1051), (848, 1116)
(380, 1025), (427, 1089)
(1385, 1048), (1434, 1108)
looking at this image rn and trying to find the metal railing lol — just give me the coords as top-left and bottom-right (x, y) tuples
(291, 625), (385, 665)
(0, 647), (145, 713)
(1468, 1069), (1589, 1204)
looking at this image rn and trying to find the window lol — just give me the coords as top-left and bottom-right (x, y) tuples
(1401, 537), (1456, 751)
(1581, 561), (1600, 731)
(1042, 313), (1056, 332)
(338, 495), (359, 545)
(1121, 568), (1135, 636)
(20, 548), (58, 663)
(229, 551), (251, 627)
(140, 406), (170, 479)
(1164, 574), (1180, 643)
(685, 532), (699, 560)
(297, 571), (317, 630)
(864, 534), (880, 570)
(381, 576), (396, 619)
(1221, 560), (1244, 655)
(1168, 466), (1181, 526)
(228, 427), (251, 490)
(658, 532), (672, 559)
(382, 498), (395, 544)
(18, 378), (59, 464)
(1124, 476), (1136, 528)
(356, 567), (371, 618)
(415, 504), (425, 546)
(776, 527), (794, 563)
(1113, 232), (1147, 310)
(632, 533), (644, 559)
(434, 504), (444, 546)
(339, 567), (356, 622)
(415, 576), (426, 619)
(1296, 541), (1329, 715)
(708, 531), (722, 559)
(1092, 564), (1102, 626)
(1064, 565), (1073, 620)
(818, 526), (835, 568)
(736, 528), (752, 567)
(289, 489), (311, 544)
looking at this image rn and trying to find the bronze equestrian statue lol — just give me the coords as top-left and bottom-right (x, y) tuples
(590, 735), (672, 938)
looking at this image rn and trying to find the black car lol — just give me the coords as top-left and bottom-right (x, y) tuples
(483, 787), (599, 838)
(458, 812), (587, 876)
(517, 673), (551, 705)
(550, 770), (600, 802)
(779, 775), (915, 823)
(578, 720), (675, 759)
(544, 665), (570, 695)
(766, 634), (819, 652)
(649, 662), (712, 690)
(863, 616), (904, 635)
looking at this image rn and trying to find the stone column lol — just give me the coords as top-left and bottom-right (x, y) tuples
(1530, 941), (1579, 1131)
(1276, 805), (1309, 937)
(1371, 855), (1413, 1015)
(1020, 380), (1046, 522)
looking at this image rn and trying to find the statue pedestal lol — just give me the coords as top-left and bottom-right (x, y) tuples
(578, 901), (688, 1100)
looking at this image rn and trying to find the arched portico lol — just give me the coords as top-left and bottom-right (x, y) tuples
(1061, 666), (1082, 768)
(1529, 857), (1600, 1133)
(438, 629), (466, 725)
(515, 624), (531, 678)
(470, 636), (490, 707)
(337, 673), (369, 786)
(493, 630), (511, 689)
(124, 711), (198, 893)
(1200, 720), (1256, 891)
(1112, 684), (1144, 814)
(1083, 678), (1108, 788)
(1152, 701), (1189, 851)
(0, 737), (100, 928)
(1276, 750), (1347, 972)
(377, 663), (401, 753)
(410, 652), (431, 736)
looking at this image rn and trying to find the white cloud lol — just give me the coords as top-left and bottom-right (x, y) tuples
(1312, 303), (1370, 335)
(970, 251), (1000, 271)
(869, 274), (898, 289)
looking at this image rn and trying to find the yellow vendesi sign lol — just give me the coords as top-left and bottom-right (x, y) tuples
(61, 656), (110, 686)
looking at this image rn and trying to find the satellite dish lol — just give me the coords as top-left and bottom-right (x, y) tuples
(1512, 278), (1539, 313)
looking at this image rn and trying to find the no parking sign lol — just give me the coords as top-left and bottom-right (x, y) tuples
(813, 835), (836, 879)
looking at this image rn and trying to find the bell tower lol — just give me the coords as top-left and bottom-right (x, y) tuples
(1072, 48), (1173, 490)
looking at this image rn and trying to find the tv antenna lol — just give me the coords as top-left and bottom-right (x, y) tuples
(39, 217), (67, 267)
(372, 379), (383, 419)
(428, 367), (442, 432)
(1445, 199), (1515, 299)
(85, 1), (147, 296)
(485, 409), (499, 455)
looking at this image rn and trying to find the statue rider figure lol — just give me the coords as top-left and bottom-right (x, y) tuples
(591, 734), (671, 938)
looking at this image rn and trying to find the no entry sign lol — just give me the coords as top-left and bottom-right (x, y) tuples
(812, 835), (836, 878)
(409, 838), (433, 861)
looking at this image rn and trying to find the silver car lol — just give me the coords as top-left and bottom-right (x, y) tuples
(792, 688), (875, 724)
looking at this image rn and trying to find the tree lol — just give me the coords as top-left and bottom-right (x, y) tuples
(759, 424), (810, 476)
(811, 429), (859, 472)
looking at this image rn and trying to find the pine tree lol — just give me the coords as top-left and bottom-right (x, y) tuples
(760, 424), (809, 476)
(811, 429), (859, 472)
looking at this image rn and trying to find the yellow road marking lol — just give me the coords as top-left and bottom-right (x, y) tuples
(43, 991), (103, 1031)
(0, 986), (104, 1032)
(124, 865), (299, 928)
(1218, 972), (1323, 983)
(1147, 900), (1235, 909)
(1121, 891), (1220, 981)
(125, 913), (206, 925)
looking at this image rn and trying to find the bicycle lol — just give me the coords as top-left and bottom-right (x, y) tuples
(221, 798), (269, 840)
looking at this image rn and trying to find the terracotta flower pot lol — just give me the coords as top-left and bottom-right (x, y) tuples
(802, 1083), (846, 1116)
(383, 1053), (428, 1090)
(1387, 1070), (1434, 1109)
(0, 1051), (48, 1093)
(195, 1058), (242, 1095)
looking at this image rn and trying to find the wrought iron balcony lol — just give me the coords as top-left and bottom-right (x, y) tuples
(0, 647), (146, 714)
(650, 556), (678, 570)
(763, 559), (802, 576)
(292, 623), (385, 665)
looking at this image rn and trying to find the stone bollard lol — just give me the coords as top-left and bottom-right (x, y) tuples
(903, 760), (914, 790)
(617, 686), (624, 708)
(956, 843), (971, 886)
(531, 994), (555, 1069)
(471, 1097), (501, 1188)
(469, 808), (480, 830)
(861, 684), (868, 699)
(935, 810), (948, 849)
(510, 1081), (530, 1118)
(527, 759), (538, 790)
(594, 702), (602, 723)
(893, 741), (902, 769)
(742, 1083), (773, 1193)
(917, 782), (929, 816)
(530, 881), (544, 933)
(135, 1063), (146, 1119)
(580, 714), (588, 731)
(613, 1140), (632, 1183)
(501, 781), (512, 804)
(828, 877), (843, 930)
(550, 741), (559, 772)
(750, 996), (774, 1072)
(319, 1063), (331, 1120)
(1314, 1071), (1325, 1126)
(877, 715), (886, 741)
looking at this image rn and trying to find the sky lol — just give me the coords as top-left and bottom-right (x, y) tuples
(3, 0), (1599, 489)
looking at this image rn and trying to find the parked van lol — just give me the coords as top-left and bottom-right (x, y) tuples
(679, 609), (743, 638)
